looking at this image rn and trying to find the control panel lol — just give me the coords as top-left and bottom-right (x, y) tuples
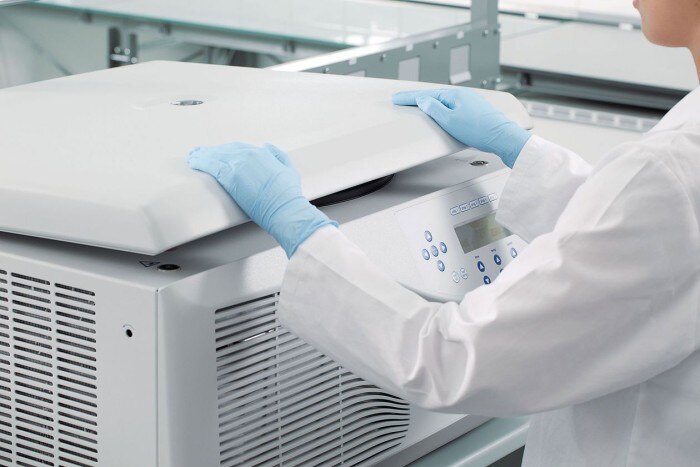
(395, 171), (527, 297)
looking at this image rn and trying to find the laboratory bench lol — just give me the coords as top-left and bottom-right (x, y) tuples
(411, 417), (529, 467)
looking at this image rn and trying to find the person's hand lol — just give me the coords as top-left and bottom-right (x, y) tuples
(188, 142), (337, 258)
(392, 88), (531, 168)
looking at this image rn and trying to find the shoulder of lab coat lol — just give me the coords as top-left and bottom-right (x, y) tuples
(279, 135), (700, 417)
(496, 135), (592, 242)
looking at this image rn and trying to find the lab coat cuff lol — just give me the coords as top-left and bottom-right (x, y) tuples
(511, 134), (545, 172)
(496, 135), (590, 242)
(280, 225), (339, 316)
(496, 136), (547, 240)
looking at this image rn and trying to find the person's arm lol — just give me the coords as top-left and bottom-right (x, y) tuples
(278, 147), (698, 417)
(496, 135), (591, 242)
(185, 106), (696, 417)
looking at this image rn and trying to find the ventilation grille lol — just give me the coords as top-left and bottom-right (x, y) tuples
(522, 99), (660, 133)
(215, 294), (410, 467)
(0, 268), (99, 467)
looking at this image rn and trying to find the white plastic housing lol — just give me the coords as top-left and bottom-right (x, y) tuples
(0, 150), (512, 467)
(0, 61), (532, 255)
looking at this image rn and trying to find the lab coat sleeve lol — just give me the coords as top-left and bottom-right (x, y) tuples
(278, 144), (700, 417)
(496, 135), (592, 242)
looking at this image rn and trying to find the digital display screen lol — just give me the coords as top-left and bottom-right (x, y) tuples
(455, 212), (511, 254)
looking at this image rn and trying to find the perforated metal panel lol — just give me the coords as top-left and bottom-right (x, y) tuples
(0, 268), (99, 467)
(215, 294), (410, 467)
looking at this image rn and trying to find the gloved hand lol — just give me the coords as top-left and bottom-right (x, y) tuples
(187, 142), (338, 258)
(392, 88), (531, 168)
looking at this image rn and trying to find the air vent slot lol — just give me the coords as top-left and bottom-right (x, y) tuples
(215, 294), (409, 467)
(0, 267), (99, 466)
(521, 99), (659, 133)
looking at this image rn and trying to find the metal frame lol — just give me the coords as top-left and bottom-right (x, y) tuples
(22, 2), (341, 68)
(0, 0), (35, 7)
(270, 0), (501, 89)
(101, 18), (338, 63)
(400, 0), (641, 28)
(14, 0), (499, 84)
(503, 66), (689, 111)
(108, 27), (139, 66)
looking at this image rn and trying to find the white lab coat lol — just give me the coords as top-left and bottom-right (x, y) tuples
(278, 87), (700, 466)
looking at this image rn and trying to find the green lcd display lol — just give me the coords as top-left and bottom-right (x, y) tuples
(454, 212), (511, 254)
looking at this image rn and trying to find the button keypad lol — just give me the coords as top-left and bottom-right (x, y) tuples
(418, 229), (515, 288)
(418, 243), (517, 288)
(418, 230), (450, 270)
(447, 192), (499, 218)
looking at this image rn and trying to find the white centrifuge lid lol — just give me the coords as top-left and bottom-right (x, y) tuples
(0, 61), (532, 254)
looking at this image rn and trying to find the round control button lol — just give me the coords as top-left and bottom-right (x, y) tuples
(431, 245), (439, 257)
(483, 276), (492, 285)
(424, 231), (433, 242)
(510, 248), (518, 258)
(494, 254), (502, 265)
(452, 272), (460, 283)
(439, 242), (447, 253)
(422, 249), (430, 260)
(437, 260), (445, 272)
(477, 261), (486, 272)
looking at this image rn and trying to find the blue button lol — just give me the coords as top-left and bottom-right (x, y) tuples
(470, 200), (479, 209)
(437, 260), (445, 272)
(483, 276), (491, 284)
(425, 231), (433, 242)
(431, 245), (439, 257)
(479, 196), (489, 205)
(510, 248), (518, 258)
(459, 203), (470, 212)
(494, 254), (502, 265)
(422, 249), (430, 260)
(477, 261), (486, 272)
(450, 207), (460, 216)
(439, 242), (447, 253)
(489, 193), (498, 202)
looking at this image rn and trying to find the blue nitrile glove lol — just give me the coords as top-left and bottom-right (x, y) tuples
(392, 88), (531, 168)
(187, 142), (338, 258)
